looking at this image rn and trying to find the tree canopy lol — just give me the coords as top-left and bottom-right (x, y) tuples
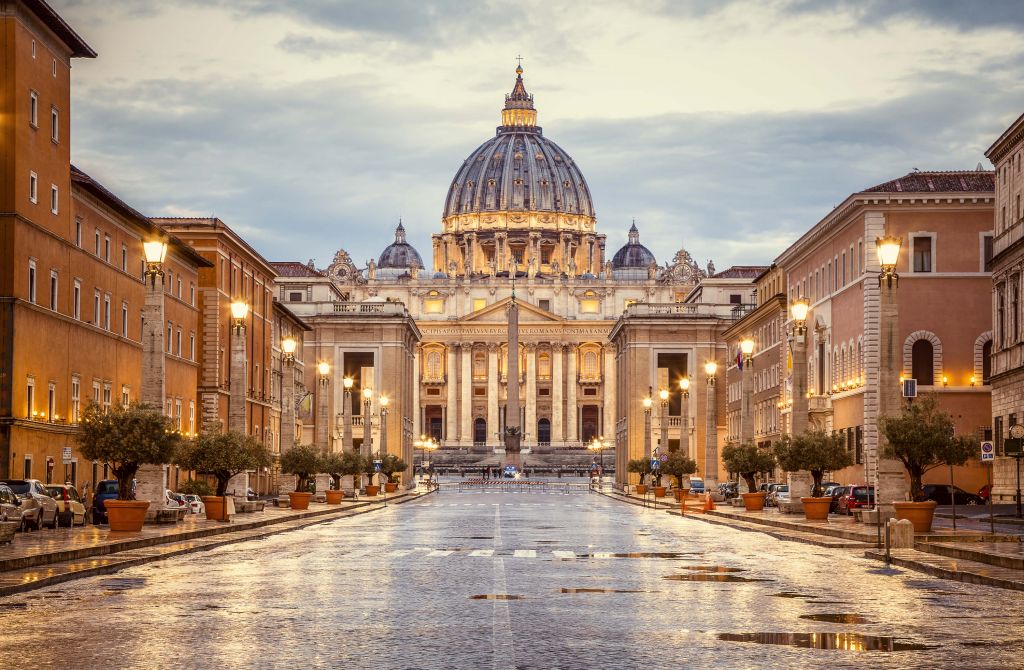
(881, 394), (976, 501)
(175, 428), (271, 496)
(772, 431), (853, 497)
(279, 444), (322, 492)
(661, 451), (698, 487)
(721, 441), (776, 493)
(77, 402), (182, 501)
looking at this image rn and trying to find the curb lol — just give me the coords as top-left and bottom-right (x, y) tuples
(864, 549), (1024, 592)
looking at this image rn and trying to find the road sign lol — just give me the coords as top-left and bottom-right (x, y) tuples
(981, 440), (995, 462)
(650, 458), (660, 470)
(902, 379), (917, 398)
(61, 447), (73, 464)
(660, 454), (669, 463)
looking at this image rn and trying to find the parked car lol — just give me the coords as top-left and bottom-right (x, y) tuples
(689, 478), (705, 495)
(0, 479), (59, 530)
(921, 484), (984, 506)
(768, 484), (790, 507)
(45, 484), (87, 526)
(182, 494), (205, 515)
(718, 481), (739, 498)
(92, 479), (120, 525)
(165, 490), (188, 509)
(764, 483), (784, 506)
(0, 484), (24, 526)
(825, 485), (846, 513)
(838, 485), (875, 515)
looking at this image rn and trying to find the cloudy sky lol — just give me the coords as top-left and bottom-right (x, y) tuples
(60, 0), (1024, 271)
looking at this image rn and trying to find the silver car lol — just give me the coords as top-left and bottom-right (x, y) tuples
(0, 479), (59, 531)
(0, 484), (23, 526)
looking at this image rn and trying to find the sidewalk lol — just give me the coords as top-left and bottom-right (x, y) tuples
(0, 489), (427, 597)
(600, 487), (1024, 591)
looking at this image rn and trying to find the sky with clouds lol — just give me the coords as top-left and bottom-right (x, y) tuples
(58, 0), (1024, 271)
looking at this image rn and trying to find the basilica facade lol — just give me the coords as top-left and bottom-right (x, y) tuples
(276, 67), (741, 464)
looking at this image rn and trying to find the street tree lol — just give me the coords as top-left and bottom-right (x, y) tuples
(77, 402), (182, 501)
(321, 450), (362, 490)
(279, 444), (322, 493)
(772, 431), (853, 497)
(661, 451), (698, 489)
(880, 393), (976, 501)
(175, 427), (272, 496)
(721, 441), (776, 493)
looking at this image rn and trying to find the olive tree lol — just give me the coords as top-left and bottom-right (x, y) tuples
(175, 427), (271, 496)
(772, 431), (853, 497)
(721, 441), (776, 493)
(279, 444), (322, 493)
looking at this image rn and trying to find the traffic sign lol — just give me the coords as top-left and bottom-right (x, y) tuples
(650, 458), (660, 470)
(660, 454), (669, 463)
(981, 441), (995, 462)
(61, 447), (73, 464)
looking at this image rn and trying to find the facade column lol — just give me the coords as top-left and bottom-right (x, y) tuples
(316, 360), (329, 450)
(740, 352), (754, 443)
(487, 344), (499, 447)
(603, 347), (616, 439)
(525, 343), (537, 446)
(566, 344), (578, 444)
(445, 346), (458, 444)
(788, 317), (813, 506)
(551, 344), (564, 443)
(680, 388), (690, 458)
(136, 265), (167, 515)
(461, 343), (473, 445)
(279, 360), (296, 493)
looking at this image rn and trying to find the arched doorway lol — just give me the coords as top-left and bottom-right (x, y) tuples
(473, 418), (487, 444)
(537, 418), (551, 444)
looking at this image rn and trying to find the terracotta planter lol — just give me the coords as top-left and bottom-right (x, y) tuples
(105, 500), (150, 532)
(202, 496), (226, 521)
(365, 485), (380, 496)
(385, 482), (398, 493)
(894, 500), (937, 533)
(801, 497), (832, 521)
(635, 485), (648, 495)
(288, 491), (312, 510)
(741, 492), (765, 511)
(653, 486), (667, 498)
(325, 490), (344, 505)
(675, 488), (690, 502)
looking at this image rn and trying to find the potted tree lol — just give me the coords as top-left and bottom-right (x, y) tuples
(772, 431), (852, 520)
(363, 453), (382, 496)
(321, 451), (362, 504)
(627, 458), (652, 495)
(381, 453), (408, 493)
(76, 402), (181, 531)
(881, 394), (975, 532)
(662, 452), (699, 502)
(279, 444), (322, 510)
(175, 428), (271, 520)
(721, 441), (776, 511)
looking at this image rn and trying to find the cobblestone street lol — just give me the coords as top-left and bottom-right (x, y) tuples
(2, 486), (1022, 669)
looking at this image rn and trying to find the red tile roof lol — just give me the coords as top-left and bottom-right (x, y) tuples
(863, 171), (994, 194)
(272, 262), (325, 278)
(713, 266), (769, 279)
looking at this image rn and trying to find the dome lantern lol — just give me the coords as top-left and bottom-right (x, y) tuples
(501, 63), (537, 131)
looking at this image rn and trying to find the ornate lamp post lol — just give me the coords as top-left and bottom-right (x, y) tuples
(658, 388), (669, 455)
(316, 361), (330, 450)
(740, 337), (755, 444)
(342, 376), (354, 452)
(704, 360), (719, 490)
(362, 386), (373, 457)
(679, 377), (690, 458)
(226, 300), (249, 495)
(588, 436), (609, 485)
(875, 234), (904, 530)
(642, 388), (653, 458)
(789, 298), (810, 435)
(277, 335), (298, 495)
(379, 394), (389, 454)
(137, 239), (168, 515)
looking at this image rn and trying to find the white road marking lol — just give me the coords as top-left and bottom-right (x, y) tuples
(470, 549), (494, 557)
(513, 549), (537, 558)
(552, 551), (576, 559)
(492, 507), (516, 670)
(593, 552), (614, 559)
(427, 550), (453, 557)
(387, 549), (413, 557)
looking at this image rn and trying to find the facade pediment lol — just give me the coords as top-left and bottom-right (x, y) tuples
(461, 297), (563, 323)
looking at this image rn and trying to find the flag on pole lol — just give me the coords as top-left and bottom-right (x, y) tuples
(736, 348), (743, 370)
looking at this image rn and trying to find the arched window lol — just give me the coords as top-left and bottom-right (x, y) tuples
(983, 340), (993, 384)
(582, 351), (599, 378)
(426, 351), (441, 379)
(912, 339), (934, 385)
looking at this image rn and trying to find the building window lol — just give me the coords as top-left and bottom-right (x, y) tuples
(911, 339), (934, 385)
(93, 290), (100, 327)
(538, 352), (551, 379)
(92, 381), (100, 404)
(423, 298), (443, 313)
(983, 339), (993, 384)
(729, 294), (742, 304)
(50, 185), (58, 214)
(121, 385), (130, 408)
(166, 322), (172, 353)
(174, 399), (182, 429)
(188, 401), (195, 435)
(52, 59), (56, 77)
(31, 39), (36, 58)
(49, 270), (58, 311)
(50, 107), (58, 143)
(24, 456), (32, 479)
(473, 351), (486, 379)
(94, 230), (100, 256)
(539, 299), (551, 312)
(29, 171), (37, 203)
(983, 234), (994, 272)
(189, 333), (195, 361)
(189, 284), (195, 306)
(71, 377), (80, 424)
(75, 219), (82, 247)
(103, 236), (110, 262)
(582, 351), (599, 378)
(121, 244), (127, 272)
(176, 329), (182, 356)
(472, 298), (487, 312)
(177, 278), (182, 298)
(121, 303), (128, 337)
(997, 285), (1006, 346)
(426, 351), (441, 379)
(73, 281), (80, 320)
(102, 384), (111, 413)
(26, 378), (35, 418)
(103, 295), (111, 330)
(29, 90), (38, 127)
(912, 235), (933, 273)
(27, 259), (38, 303)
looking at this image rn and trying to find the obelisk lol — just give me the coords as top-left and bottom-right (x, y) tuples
(505, 262), (522, 466)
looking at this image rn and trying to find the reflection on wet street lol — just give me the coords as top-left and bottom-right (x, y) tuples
(1, 485), (1022, 669)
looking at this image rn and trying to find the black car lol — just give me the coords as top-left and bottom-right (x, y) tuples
(921, 484), (984, 506)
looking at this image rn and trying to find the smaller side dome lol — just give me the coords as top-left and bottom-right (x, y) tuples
(611, 222), (656, 269)
(377, 220), (424, 271)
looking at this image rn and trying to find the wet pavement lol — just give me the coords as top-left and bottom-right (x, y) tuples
(1, 482), (1023, 669)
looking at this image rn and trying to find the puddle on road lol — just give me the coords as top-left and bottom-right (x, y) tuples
(717, 632), (935, 652)
(800, 614), (870, 624)
(0, 603), (28, 609)
(664, 574), (773, 583)
(559, 588), (649, 594)
(470, 594), (525, 600)
(681, 565), (746, 573)
(771, 592), (818, 599)
(97, 577), (147, 591)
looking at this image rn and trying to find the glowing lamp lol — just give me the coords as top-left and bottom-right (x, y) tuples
(143, 240), (168, 264)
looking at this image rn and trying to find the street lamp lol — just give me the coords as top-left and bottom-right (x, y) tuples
(342, 376), (354, 451)
(280, 334), (298, 469)
(138, 239), (170, 513)
(281, 336), (297, 363)
(790, 297), (810, 436)
(740, 338), (755, 444)
(875, 234), (904, 545)
(230, 300), (249, 335)
(679, 377), (691, 458)
(704, 360), (719, 490)
(588, 436), (609, 485)
(142, 240), (168, 287)
(315, 361), (331, 450)
(317, 361), (330, 385)
(379, 394), (389, 453)
(876, 235), (902, 288)
(658, 388), (669, 456)
(642, 388), (653, 487)
(362, 386), (373, 458)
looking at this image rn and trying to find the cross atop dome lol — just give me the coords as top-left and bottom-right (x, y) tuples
(502, 60), (537, 130)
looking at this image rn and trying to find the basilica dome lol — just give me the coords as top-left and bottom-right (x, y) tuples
(442, 67), (594, 221)
(611, 222), (656, 269)
(377, 221), (423, 274)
